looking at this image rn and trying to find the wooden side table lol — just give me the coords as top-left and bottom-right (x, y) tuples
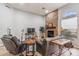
(23, 39), (35, 56)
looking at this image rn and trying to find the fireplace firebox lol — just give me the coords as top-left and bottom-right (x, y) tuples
(47, 31), (54, 37)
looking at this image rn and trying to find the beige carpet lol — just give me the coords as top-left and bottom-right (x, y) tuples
(0, 46), (13, 56)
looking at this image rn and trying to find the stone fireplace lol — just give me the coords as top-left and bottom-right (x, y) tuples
(45, 10), (58, 38)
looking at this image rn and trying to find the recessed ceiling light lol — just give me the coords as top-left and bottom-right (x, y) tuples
(42, 7), (49, 14)
(45, 10), (49, 13)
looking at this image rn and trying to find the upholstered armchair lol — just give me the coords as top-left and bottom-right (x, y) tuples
(36, 39), (47, 56)
(1, 35), (25, 55)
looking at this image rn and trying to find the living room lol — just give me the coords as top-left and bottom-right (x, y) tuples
(0, 3), (79, 56)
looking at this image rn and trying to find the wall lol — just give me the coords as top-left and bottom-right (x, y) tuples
(0, 4), (44, 39)
(58, 3), (79, 48)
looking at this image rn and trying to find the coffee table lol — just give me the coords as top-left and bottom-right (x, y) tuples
(50, 39), (71, 56)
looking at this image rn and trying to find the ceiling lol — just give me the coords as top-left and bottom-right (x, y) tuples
(5, 3), (67, 16)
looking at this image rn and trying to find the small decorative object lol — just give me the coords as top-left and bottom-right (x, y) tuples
(7, 27), (12, 35)
(21, 29), (24, 41)
(48, 23), (53, 27)
(46, 23), (56, 29)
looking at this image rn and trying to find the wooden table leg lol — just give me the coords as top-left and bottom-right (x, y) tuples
(26, 44), (27, 56)
(32, 44), (35, 56)
(26, 45), (29, 56)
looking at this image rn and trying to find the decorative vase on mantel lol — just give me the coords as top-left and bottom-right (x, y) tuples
(46, 23), (56, 29)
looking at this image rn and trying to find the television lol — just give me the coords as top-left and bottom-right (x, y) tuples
(27, 28), (35, 34)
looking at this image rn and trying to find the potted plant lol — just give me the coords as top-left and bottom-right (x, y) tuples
(39, 27), (45, 38)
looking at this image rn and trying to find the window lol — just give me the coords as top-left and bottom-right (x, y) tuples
(61, 17), (77, 30)
(61, 17), (77, 39)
